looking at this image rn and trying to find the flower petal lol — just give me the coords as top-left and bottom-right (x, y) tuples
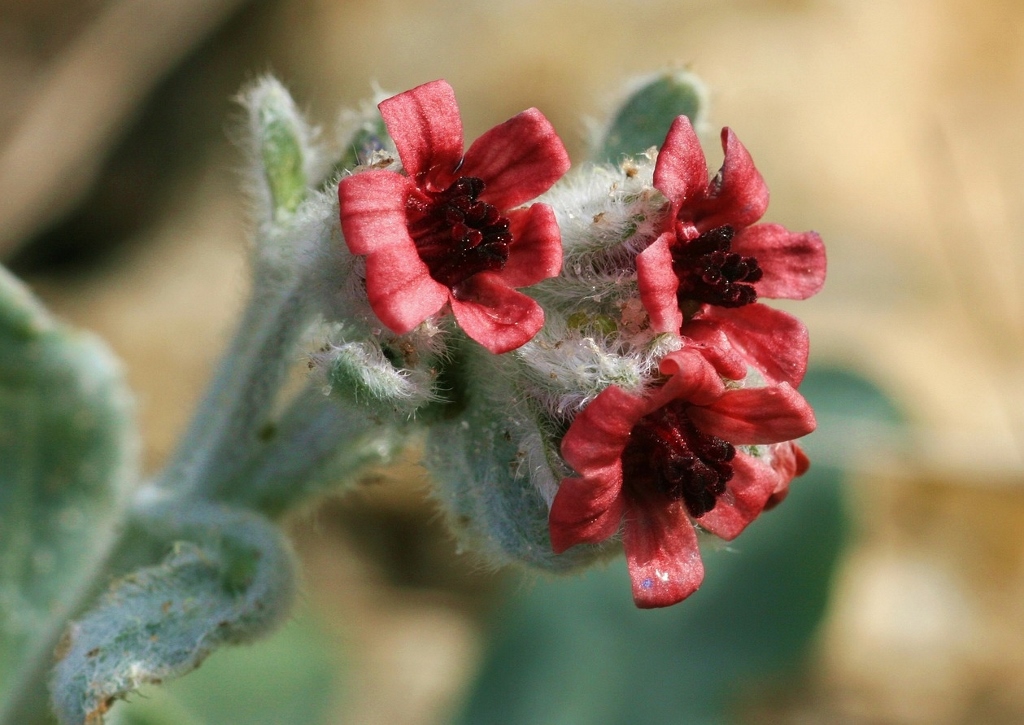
(636, 232), (683, 333)
(450, 273), (544, 353)
(688, 383), (816, 445)
(693, 305), (810, 387)
(460, 108), (571, 210)
(677, 321), (749, 381)
(657, 348), (727, 406)
(548, 475), (625, 553)
(362, 245), (449, 335)
(560, 385), (649, 480)
(338, 169), (449, 333)
(732, 224), (826, 300)
(338, 169), (415, 255)
(379, 79), (464, 182)
(497, 204), (562, 288)
(763, 442), (810, 510)
(696, 452), (778, 540)
(622, 495), (704, 608)
(688, 128), (768, 231)
(652, 116), (709, 208)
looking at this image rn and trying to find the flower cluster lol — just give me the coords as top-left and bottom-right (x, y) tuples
(335, 79), (825, 609)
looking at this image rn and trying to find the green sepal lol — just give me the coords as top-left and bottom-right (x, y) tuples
(247, 78), (311, 222)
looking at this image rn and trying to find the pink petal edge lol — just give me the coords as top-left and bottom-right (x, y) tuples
(450, 274), (545, 354)
(461, 108), (571, 210)
(361, 245), (449, 335)
(652, 116), (709, 209)
(379, 79), (464, 184)
(688, 383), (817, 445)
(696, 452), (778, 540)
(338, 169), (415, 255)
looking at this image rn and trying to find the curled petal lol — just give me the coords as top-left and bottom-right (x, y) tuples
(560, 385), (649, 479)
(636, 232), (683, 333)
(692, 305), (810, 387)
(657, 348), (726, 406)
(461, 108), (571, 209)
(498, 204), (562, 288)
(688, 128), (768, 231)
(379, 79), (464, 183)
(677, 321), (749, 381)
(338, 170), (415, 255)
(688, 383), (816, 445)
(548, 475), (625, 553)
(732, 224), (826, 300)
(623, 495), (704, 608)
(450, 273), (544, 354)
(696, 453), (778, 540)
(764, 442), (810, 509)
(652, 116), (709, 209)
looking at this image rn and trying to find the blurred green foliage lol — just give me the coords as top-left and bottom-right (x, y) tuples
(452, 366), (900, 725)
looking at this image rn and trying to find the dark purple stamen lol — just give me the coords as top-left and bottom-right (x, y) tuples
(407, 176), (512, 288)
(621, 400), (735, 518)
(672, 225), (762, 309)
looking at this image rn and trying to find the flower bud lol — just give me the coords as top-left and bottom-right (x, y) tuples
(241, 77), (320, 225)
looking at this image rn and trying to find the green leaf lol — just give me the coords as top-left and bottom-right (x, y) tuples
(453, 462), (848, 725)
(0, 266), (138, 721)
(110, 603), (339, 725)
(597, 70), (707, 163)
(425, 344), (615, 574)
(797, 366), (906, 467)
(50, 504), (296, 725)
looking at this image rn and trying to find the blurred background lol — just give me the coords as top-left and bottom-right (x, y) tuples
(3, 0), (1024, 723)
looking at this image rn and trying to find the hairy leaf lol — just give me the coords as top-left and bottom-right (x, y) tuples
(425, 344), (615, 573)
(50, 505), (296, 725)
(0, 266), (137, 722)
(598, 70), (707, 163)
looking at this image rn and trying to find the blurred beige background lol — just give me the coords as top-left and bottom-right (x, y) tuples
(3, 1), (1024, 723)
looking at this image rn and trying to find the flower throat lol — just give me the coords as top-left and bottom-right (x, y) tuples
(407, 176), (512, 288)
(673, 225), (762, 309)
(620, 400), (735, 517)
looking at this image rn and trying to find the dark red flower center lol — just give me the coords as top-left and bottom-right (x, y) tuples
(407, 176), (512, 288)
(621, 400), (735, 518)
(672, 225), (762, 310)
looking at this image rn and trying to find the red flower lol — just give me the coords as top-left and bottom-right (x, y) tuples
(338, 80), (570, 354)
(680, 304), (811, 388)
(548, 347), (815, 608)
(636, 116), (826, 338)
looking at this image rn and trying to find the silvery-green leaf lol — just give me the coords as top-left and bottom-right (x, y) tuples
(597, 70), (707, 163)
(0, 266), (137, 723)
(109, 603), (337, 725)
(425, 345), (614, 573)
(50, 504), (296, 725)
